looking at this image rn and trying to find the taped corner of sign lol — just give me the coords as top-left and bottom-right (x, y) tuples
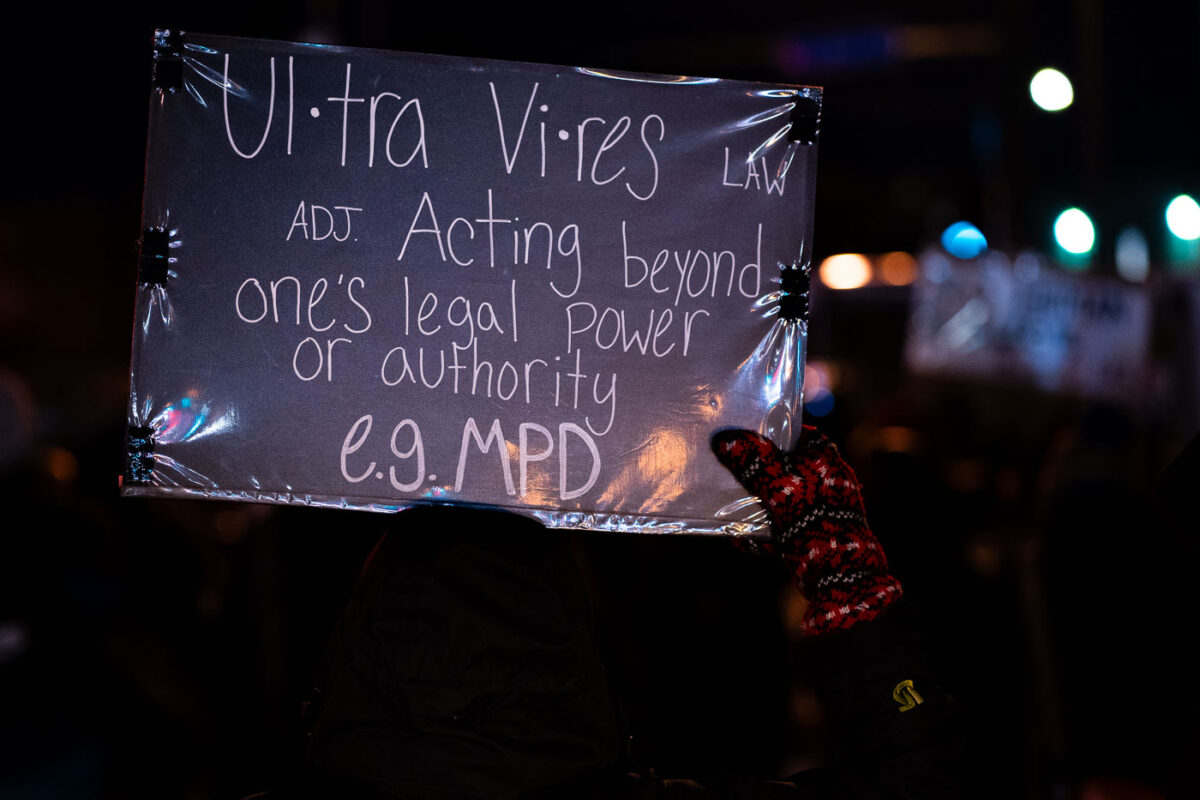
(136, 225), (177, 332)
(122, 390), (232, 492)
(139, 226), (173, 286)
(778, 262), (812, 323)
(787, 94), (821, 145)
(124, 424), (156, 486)
(153, 29), (185, 93)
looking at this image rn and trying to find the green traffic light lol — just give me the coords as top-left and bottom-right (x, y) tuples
(1030, 68), (1073, 112)
(1166, 194), (1200, 240)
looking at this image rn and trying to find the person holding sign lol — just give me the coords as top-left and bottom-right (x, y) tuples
(263, 427), (960, 799)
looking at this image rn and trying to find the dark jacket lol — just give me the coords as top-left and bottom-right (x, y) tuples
(288, 507), (961, 799)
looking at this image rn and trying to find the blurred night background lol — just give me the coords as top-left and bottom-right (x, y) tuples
(2, 2), (1198, 798)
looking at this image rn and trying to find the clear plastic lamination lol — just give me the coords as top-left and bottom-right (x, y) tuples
(128, 31), (819, 535)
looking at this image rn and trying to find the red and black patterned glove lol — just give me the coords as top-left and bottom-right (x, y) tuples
(712, 426), (902, 635)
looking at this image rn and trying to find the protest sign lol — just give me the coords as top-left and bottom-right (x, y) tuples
(906, 251), (1151, 402)
(125, 31), (819, 533)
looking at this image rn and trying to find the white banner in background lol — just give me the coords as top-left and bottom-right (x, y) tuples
(906, 251), (1151, 401)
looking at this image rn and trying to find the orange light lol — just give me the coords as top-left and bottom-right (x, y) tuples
(818, 253), (872, 289)
(878, 251), (918, 286)
(44, 447), (78, 484)
(803, 360), (837, 400)
(802, 364), (823, 399)
(877, 426), (919, 453)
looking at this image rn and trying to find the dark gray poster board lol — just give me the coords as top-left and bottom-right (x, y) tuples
(125, 30), (820, 534)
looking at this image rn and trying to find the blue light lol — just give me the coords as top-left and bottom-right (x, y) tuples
(1115, 227), (1149, 282)
(805, 388), (835, 418)
(941, 222), (988, 259)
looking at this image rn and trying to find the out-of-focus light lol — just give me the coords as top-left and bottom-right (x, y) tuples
(1053, 208), (1095, 255)
(0, 622), (28, 664)
(1166, 194), (1200, 240)
(802, 364), (824, 399)
(948, 458), (987, 493)
(803, 362), (836, 417)
(940, 222), (987, 259)
(877, 426), (919, 454)
(803, 361), (837, 402)
(1115, 227), (1150, 282)
(1030, 68), (1073, 112)
(818, 253), (872, 289)
(44, 447), (78, 484)
(1013, 251), (1041, 280)
(921, 252), (951, 284)
(804, 388), (835, 417)
(878, 251), (918, 285)
(984, 250), (1011, 273)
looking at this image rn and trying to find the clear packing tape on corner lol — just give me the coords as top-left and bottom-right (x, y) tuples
(125, 30), (820, 535)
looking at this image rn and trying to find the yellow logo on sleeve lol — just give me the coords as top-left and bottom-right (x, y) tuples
(892, 680), (925, 712)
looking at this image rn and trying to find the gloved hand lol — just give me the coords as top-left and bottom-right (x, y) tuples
(712, 426), (902, 635)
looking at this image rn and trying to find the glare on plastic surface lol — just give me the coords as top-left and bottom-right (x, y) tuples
(940, 222), (987, 259)
(1030, 68), (1073, 112)
(818, 253), (872, 289)
(1054, 208), (1095, 255)
(878, 251), (918, 286)
(1166, 194), (1200, 240)
(1115, 227), (1150, 282)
